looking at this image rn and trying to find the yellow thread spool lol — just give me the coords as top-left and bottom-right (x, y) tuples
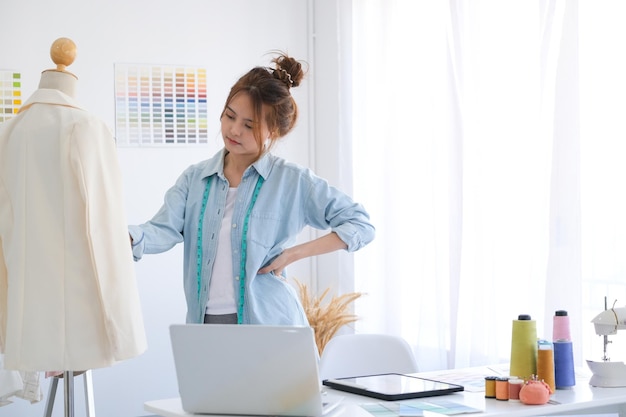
(510, 314), (537, 380)
(485, 376), (497, 398)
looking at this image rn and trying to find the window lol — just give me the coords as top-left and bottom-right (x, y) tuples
(351, 0), (626, 371)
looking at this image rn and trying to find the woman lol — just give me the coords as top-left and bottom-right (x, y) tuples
(129, 53), (375, 325)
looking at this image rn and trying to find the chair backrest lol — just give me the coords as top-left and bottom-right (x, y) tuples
(318, 333), (418, 381)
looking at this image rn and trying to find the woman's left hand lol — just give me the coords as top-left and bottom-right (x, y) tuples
(258, 249), (292, 277)
(257, 233), (346, 278)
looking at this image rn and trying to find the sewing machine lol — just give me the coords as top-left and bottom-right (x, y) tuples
(586, 301), (626, 387)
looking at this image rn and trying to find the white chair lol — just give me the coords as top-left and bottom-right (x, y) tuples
(318, 333), (418, 381)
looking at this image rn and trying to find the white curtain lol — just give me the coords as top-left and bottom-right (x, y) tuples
(351, 0), (626, 371)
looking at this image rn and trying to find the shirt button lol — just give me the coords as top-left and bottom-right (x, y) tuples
(232, 223), (237, 228)
(235, 276), (240, 281)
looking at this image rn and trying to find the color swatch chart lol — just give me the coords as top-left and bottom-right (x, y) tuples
(114, 64), (208, 146)
(0, 71), (22, 123)
(361, 399), (481, 416)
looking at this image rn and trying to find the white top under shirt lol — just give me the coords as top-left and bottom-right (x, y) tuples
(206, 187), (237, 315)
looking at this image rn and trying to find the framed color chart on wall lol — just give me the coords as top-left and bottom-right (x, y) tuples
(114, 64), (208, 146)
(0, 70), (22, 123)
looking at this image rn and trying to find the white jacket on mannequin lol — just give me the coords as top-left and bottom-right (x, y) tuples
(0, 70), (147, 371)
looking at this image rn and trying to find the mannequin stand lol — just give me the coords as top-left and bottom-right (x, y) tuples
(43, 370), (95, 417)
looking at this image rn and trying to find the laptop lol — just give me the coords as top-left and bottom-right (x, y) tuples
(169, 324), (342, 416)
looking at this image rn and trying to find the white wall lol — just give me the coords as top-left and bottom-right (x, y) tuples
(0, 1), (348, 416)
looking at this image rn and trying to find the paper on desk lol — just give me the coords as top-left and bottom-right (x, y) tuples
(421, 365), (509, 393)
(360, 398), (482, 416)
(538, 415), (617, 417)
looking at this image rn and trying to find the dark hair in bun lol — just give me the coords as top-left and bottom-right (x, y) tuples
(221, 52), (308, 159)
(271, 54), (305, 88)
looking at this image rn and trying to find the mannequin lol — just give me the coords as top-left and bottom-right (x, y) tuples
(0, 35), (146, 389)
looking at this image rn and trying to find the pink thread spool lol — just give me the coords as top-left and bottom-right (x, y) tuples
(553, 310), (571, 341)
(508, 377), (524, 401)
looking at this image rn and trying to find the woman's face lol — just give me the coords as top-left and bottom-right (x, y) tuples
(221, 92), (270, 161)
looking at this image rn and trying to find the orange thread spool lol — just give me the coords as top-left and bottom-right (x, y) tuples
(495, 377), (509, 401)
(537, 340), (556, 393)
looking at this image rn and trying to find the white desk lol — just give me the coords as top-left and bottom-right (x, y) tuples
(144, 367), (626, 417)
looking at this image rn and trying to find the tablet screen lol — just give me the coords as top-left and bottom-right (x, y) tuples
(322, 373), (464, 401)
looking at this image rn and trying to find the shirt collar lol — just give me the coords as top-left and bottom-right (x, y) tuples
(18, 88), (83, 113)
(201, 148), (273, 180)
(252, 151), (273, 179)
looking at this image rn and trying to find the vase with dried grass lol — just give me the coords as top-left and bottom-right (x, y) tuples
(294, 279), (363, 354)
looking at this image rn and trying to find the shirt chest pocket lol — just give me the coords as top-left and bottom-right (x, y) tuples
(248, 211), (282, 249)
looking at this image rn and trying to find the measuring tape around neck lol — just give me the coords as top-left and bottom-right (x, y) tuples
(196, 175), (264, 324)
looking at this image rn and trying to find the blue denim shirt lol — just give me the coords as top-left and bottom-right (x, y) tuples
(129, 149), (375, 325)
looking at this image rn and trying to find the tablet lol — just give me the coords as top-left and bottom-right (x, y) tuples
(322, 373), (464, 401)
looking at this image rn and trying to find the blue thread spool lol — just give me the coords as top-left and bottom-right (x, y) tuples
(554, 340), (576, 389)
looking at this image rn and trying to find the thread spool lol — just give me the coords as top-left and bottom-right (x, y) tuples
(508, 377), (524, 401)
(495, 377), (509, 401)
(537, 340), (555, 393)
(554, 340), (576, 389)
(553, 310), (571, 341)
(510, 314), (537, 381)
(484, 376), (497, 398)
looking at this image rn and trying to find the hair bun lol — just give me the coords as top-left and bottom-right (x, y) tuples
(272, 54), (305, 88)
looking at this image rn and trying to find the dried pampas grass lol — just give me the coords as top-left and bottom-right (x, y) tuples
(294, 279), (363, 354)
